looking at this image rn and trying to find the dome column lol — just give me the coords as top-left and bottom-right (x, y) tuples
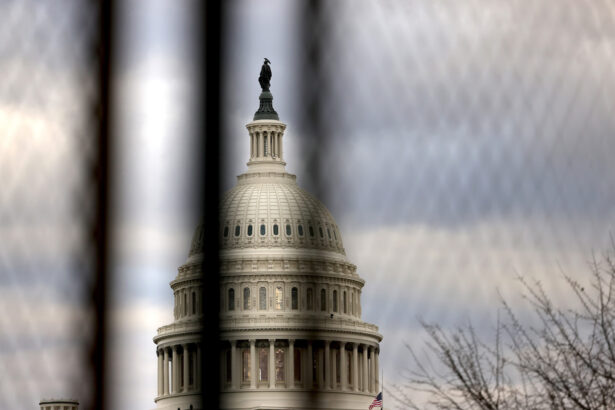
(362, 344), (369, 392)
(163, 347), (169, 395)
(172, 345), (179, 393)
(340, 342), (347, 391)
(269, 339), (275, 388)
(196, 343), (202, 390)
(352, 343), (359, 392)
(183, 344), (189, 392)
(375, 347), (380, 392)
(288, 339), (295, 388)
(331, 345), (337, 390)
(230, 340), (238, 389)
(250, 339), (257, 389)
(324, 340), (331, 389)
(156, 350), (163, 396)
(307, 341), (314, 389)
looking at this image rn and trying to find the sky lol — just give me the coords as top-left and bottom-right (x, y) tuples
(2, 0), (615, 409)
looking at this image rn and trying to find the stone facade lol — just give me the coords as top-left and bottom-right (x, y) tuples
(39, 400), (79, 410)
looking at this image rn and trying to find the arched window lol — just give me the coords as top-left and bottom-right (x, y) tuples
(298, 225), (304, 236)
(263, 132), (268, 156)
(333, 229), (337, 240)
(260, 224), (266, 235)
(243, 287), (250, 310)
(319, 227), (324, 238)
(223, 226), (229, 237)
(333, 290), (338, 312)
(183, 293), (187, 315)
(309, 226), (314, 237)
(275, 286), (283, 310)
(192, 292), (196, 314)
(351, 293), (355, 315)
(327, 228), (331, 239)
(320, 289), (326, 311)
(343, 291), (347, 314)
(273, 224), (279, 236)
(234, 225), (240, 237)
(307, 288), (313, 310)
(247, 225), (253, 236)
(259, 287), (267, 310)
(291, 287), (298, 310)
(228, 289), (235, 311)
(286, 224), (292, 236)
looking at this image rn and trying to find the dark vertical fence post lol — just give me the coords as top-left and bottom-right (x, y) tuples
(202, 0), (222, 407)
(92, 0), (114, 409)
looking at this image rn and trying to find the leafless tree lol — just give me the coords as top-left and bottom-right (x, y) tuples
(391, 252), (615, 409)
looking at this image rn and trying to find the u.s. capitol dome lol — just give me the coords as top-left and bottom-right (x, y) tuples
(153, 62), (382, 410)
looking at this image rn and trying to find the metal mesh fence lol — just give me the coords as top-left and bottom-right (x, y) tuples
(3, 0), (615, 409)
(0, 1), (106, 409)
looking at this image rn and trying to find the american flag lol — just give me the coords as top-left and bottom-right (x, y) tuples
(369, 392), (383, 409)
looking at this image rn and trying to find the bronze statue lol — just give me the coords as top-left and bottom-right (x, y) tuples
(258, 58), (272, 91)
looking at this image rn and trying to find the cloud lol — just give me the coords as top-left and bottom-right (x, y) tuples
(107, 301), (172, 410)
(343, 218), (614, 385)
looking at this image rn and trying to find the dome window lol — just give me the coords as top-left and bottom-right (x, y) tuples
(260, 224), (266, 235)
(343, 291), (347, 314)
(333, 290), (338, 312)
(273, 224), (279, 236)
(298, 225), (304, 236)
(306, 288), (313, 310)
(275, 286), (283, 309)
(291, 287), (298, 310)
(327, 228), (331, 239)
(285, 224), (291, 236)
(228, 288), (235, 311)
(243, 287), (250, 310)
(223, 226), (229, 237)
(309, 226), (314, 237)
(247, 224), (253, 236)
(234, 225), (240, 237)
(259, 287), (267, 310)
(319, 227), (324, 238)
(333, 229), (337, 240)
(320, 289), (327, 311)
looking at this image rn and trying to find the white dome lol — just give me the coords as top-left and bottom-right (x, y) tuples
(189, 173), (346, 257)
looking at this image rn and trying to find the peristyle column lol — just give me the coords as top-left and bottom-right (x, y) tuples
(340, 342), (347, 391)
(352, 343), (358, 392)
(163, 347), (169, 395)
(362, 344), (368, 392)
(250, 339), (256, 388)
(375, 348), (380, 393)
(183, 344), (189, 392)
(324, 340), (331, 389)
(269, 339), (275, 388)
(289, 339), (295, 388)
(172, 345), (179, 393)
(231, 340), (238, 389)
(307, 341), (313, 389)
(157, 349), (163, 396)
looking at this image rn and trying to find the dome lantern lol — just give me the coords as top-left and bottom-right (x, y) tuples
(246, 59), (287, 174)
